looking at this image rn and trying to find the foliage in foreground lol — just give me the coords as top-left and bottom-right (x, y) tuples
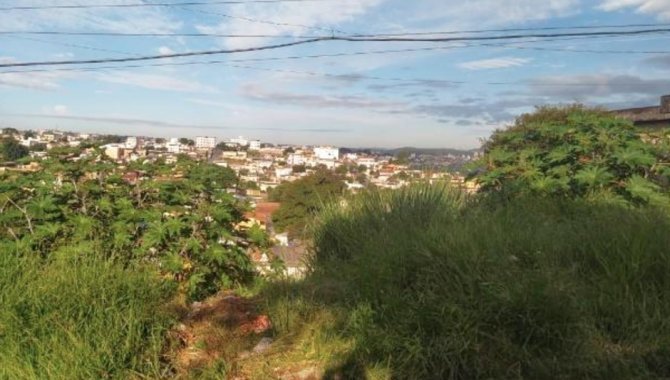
(474, 105), (670, 206)
(0, 253), (176, 379)
(261, 185), (670, 379)
(0, 151), (259, 300)
(0, 148), (270, 378)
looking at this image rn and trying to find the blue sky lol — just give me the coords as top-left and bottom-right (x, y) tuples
(1, 0), (670, 148)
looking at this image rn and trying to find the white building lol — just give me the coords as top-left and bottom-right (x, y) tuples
(314, 147), (339, 160)
(196, 136), (217, 149)
(19, 137), (43, 147)
(287, 153), (305, 166)
(229, 136), (249, 147)
(103, 144), (124, 160)
(356, 157), (377, 171)
(125, 136), (138, 149)
(166, 141), (181, 154)
(248, 140), (261, 151)
(275, 167), (292, 179)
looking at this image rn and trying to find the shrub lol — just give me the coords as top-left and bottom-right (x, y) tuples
(297, 184), (670, 379)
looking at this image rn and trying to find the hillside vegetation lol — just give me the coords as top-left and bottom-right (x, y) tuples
(0, 149), (265, 378)
(1, 107), (669, 379)
(255, 185), (670, 379)
(245, 108), (670, 379)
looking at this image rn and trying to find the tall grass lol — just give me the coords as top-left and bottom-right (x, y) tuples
(270, 184), (670, 379)
(0, 251), (177, 379)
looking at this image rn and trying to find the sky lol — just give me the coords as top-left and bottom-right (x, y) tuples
(1, 0), (670, 149)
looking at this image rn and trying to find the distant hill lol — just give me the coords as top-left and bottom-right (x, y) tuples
(341, 146), (481, 156)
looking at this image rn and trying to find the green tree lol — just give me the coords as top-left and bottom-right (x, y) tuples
(474, 105), (670, 206)
(1, 138), (29, 161)
(272, 170), (347, 237)
(335, 164), (349, 175)
(393, 150), (411, 164)
(292, 164), (306, 173)
(179, 138), (195, 146)
(28, 143), (47, 152)
(2, 127), (19, 135)
(0, 150), (259, 301)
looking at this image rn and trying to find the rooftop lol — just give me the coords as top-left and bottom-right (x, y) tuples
(612, 95), (670, 124)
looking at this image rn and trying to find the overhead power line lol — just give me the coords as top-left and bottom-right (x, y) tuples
(0, 56), (661, 88)
(2, 28), (670, 69)
(3, 34), (666, 70)
(0, 0), (329, 11)
(3, 22), (669, 39)
(351, 22), (670, 37)
(0, 31), (328, 38)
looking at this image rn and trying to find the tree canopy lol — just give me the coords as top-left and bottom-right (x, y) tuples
(270, 170), (347, 237)
(1, 138), (29, 161)
(474, 105), (670, 206)
(0, 150), (264, 300)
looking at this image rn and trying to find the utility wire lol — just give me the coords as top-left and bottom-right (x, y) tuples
(0, 31), (328, 38)
(0, 34), (666, 76)
(0, 46), (464, 75)
(3, 28), (670, 69)
(0, 0), (330, 11)
(0, 33), (666, 88)
(3, 22), (670, 39)
(0, 57), (660, 88)
(350, 22), (670, 37)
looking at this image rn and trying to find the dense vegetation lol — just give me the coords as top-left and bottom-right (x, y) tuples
(475, 106), (670, 206)
(0, 138), (29, 161)
(0, 146), (264, 378)
(249, 108), (670, 379)
(258, 185), (670, 379)
(2, 107), (669, 378)
(269, 169), (346, 237)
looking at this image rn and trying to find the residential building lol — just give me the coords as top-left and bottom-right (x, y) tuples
(248, 140), (261, 151)
(229, 136), (249, 147)
(125, 136), (138, 149)
(196, 136), (217, 149)
(287, 153), (305, 166)
(103, 144), (124, 160)
(275, 167), (292, 179)
(611, 95), (670, 129)
(314, 146), (339, 160)
(166, 138), (181, 154)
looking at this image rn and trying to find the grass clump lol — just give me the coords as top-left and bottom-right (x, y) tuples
(260, 184), (670, 379)
(0, 251), (177, 379)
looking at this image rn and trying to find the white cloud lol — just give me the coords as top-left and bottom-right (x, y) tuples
(394, 0), (579, 31)
(459, 57), (531, 70)
(0, 0), (182, 33)
(599, 0), (670, 20)
(526, 73), (670, 101)
(0, 72), (62, 90)
(52, 105), (68, 115)
(97, 72), (216, 93)
(240, 83), (405, 109)
(158, 46), (176, 56)
(195, 0), (384, 48)
(0, 57), (69, 90)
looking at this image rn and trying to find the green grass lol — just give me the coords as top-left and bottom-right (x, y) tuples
(4, 183), (670, 379)
(0, 252), (178, 380)
(258, 185), (670, 379)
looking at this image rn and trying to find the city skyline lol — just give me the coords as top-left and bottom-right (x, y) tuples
(2, 0), (670, 148)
